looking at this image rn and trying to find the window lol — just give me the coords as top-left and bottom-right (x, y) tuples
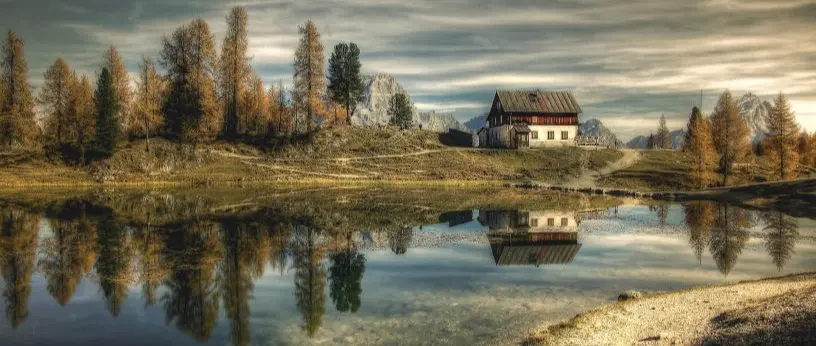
(561, 218), (569, 226)
(547, 218), (555, 226)
(561, 131), (569, 140)
(531, 131), (538, 139)
(547, 131), (555, 140)
(531, 219), (538, 227)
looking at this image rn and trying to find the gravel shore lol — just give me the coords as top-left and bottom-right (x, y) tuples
(525, 273), (816, 346)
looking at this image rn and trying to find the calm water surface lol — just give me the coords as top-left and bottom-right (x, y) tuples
(0, 190), (814, 345)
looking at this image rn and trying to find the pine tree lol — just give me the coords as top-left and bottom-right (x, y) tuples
(646, 132), (655, 150)
(219, 6), (250, 139)
(94, 68), (119, 157)
(131, 56), (165, 153)
(685, 107), (717, 188)
(656, 114), (671, 149)
(293, 20), (325, 133)
(765, 92), (800, 180)
(38, 58), (73, 146)
(0, 30), (38, 148)
(710, 90), (750, 186)
(161, 18), (221, 142)
(103, 46), (132, 135)
(388, 93), (412, 130)
(327, 42), (364, 125)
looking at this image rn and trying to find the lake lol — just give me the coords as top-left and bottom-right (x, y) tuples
(0, 187), (814, 345)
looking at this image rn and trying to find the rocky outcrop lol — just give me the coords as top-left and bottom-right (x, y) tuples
(579, 118), (623, 147)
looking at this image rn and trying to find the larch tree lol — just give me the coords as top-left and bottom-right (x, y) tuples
(240, 72), (268, 136)
(67, 73), (95, 161)
(219, 6), (251, 139)
(656, 114), (671, 149)
(94, 68), (119, 157)
(388, 93), (412, 130)
(161, 18), (221, 142)
(38, 58), (73, 146)
(266, 81), (289, 137)
(683, 107), (703, 152)
(684, 106), (717, 188)
(710, 90), (750, 186)
(131, 56), (165, 154)
(798, 131), (816, 169)
(765, 92), (800, 180)
(327, 42), (364, 125)
(0, 30), (38, 148)
(103, 46), (132, 135)
(293, 20), (325, 133)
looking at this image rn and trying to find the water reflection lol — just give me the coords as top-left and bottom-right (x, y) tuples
(0, 198), (810, 344)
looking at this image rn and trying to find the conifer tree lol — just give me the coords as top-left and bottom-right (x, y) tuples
(131, 56), (165, 153)
(685, 107), (716, 188)
(103, 46), (132, 135)
(798, 131), (816, 169)
(240, 73), (268, 136)
(646, 133), (655, 150)
(293, 20), (325, 133)
(710, 90), (750, 186)
(161, 18), (221, 142)
(219, 6), (250, 139)
(683, 107), (703, 152)
(94, 68), (119, 157)
(327, 42), (364, 125)
(67, 74), (95, 161)
(38, 58), (73, 146)
(765, 92), (800, 180)
(656, 114), (671, 149)
(267, 81), (289, 137)
(0, 30), (38, 148)
(388, 93), (412, 130)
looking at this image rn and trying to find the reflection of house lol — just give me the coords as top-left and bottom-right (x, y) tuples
(480, 210), (581, 266)
(479, 90), (582, 149)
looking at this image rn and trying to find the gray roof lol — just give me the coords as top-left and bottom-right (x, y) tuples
(496, 90), (582, 114)
(491, 243), (582, 266)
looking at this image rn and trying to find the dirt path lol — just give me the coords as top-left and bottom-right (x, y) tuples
(211, 148), (503, 163)
(526, 273), (816, 346)
(564, 149), (641, 188)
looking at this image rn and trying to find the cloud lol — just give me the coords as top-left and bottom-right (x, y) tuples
(3, 0), (815, 139)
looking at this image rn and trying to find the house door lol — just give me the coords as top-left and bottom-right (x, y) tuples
(516, 133), (529, 149)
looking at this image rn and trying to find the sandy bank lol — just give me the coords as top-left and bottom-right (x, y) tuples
(525, 273), (816, 346)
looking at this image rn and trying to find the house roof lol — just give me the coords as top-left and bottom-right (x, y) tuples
(513, 124), (531, 134)
(490, 243), (582, 266)
(496, 90), (582, 114)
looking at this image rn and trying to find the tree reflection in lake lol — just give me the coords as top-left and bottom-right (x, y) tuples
(684, 202), (715, 265)
(762, 211), (799, 272)
(293, 224), (327, 338)
(329, 233), (366, 313)
(39, 201), (97, 306)
(0, 206), (39, 328)
(708, 203), (751, 276)
(95, 211), (136, 317)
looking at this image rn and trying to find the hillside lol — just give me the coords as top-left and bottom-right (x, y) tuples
(0, 127), (622, 187)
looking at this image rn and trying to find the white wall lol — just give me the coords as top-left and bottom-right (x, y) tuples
(527, 211), (578, 232)
(528, 125), (577, 147)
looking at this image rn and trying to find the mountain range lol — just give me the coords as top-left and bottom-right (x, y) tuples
(352, 73), (468, 132)
(626, 130), (686, 149)
(579, 119), (623, 147)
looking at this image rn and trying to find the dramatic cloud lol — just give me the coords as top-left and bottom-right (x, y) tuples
(3, 0), (815, 139)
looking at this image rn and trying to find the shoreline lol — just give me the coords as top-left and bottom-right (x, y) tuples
(524, 272), (816, 346)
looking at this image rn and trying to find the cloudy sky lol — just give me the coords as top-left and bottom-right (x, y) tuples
(2, 0), (815, 140)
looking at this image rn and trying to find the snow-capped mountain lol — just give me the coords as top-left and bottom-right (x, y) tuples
(736, 93), (772, 144)
(579, 119), (623, 147)
(352, 73), (467, 132)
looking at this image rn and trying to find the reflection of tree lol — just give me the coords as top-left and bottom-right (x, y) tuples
(268, 222), (292, 276)
(293, 224), (326, 338)
(388, 227), (413, 255)
(762, 211), (799, 272)
(162, 221), (223, 342)
(39, 206), (98, 306)
(133, 221), (167, 307)
(709, 204), (750, 276)
(329, 234), (366, 313)
(219, 220), (271, 346)
(95, 215), (136, 317)
(649, 204), (669, 226)
(684, 202), (714, 264)
(0, 206), (40, 328)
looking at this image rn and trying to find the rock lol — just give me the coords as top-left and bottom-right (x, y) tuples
(618, 290), (643, 301)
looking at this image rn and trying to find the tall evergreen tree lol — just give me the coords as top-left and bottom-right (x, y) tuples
(161, 18), (221, 142)
(293, 20), (325, 133)
(327, 42), (364, 125)
(685, 107), (717, 188)
(0, 30), (38, 148)
(646, 132), (655, 150)
(131, 56), (165, 153)
(103, 46), (132, 134)
(388, 93), (412, 130)
(219, 6), (251, 139)
(710, 90), (750, 186)
(656, 114), (671, 149)
(94, 68), (119, 157)
(765, 92), (800, 180)
(38, 58), (73, 145)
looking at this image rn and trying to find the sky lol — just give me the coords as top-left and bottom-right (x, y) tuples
(2, 0), (815, 140)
